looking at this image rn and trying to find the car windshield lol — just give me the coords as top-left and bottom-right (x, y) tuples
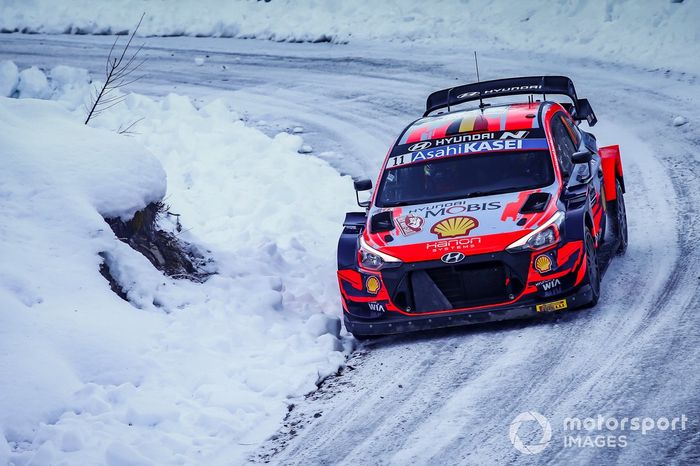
(375, 150), (554, 207)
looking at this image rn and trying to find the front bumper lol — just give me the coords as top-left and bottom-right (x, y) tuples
(339, 240), (588, 336)
(344, 284), (592, 336)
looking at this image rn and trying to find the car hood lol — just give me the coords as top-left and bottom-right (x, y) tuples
(365, 186), (560, 262)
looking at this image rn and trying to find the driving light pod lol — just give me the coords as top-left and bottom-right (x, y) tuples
(507, 211), (564, 252)
(359, 236), (402, 271)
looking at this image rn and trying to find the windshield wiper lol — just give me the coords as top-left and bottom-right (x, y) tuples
(381, 200), (414, 207)
(463, 188), (519, 198)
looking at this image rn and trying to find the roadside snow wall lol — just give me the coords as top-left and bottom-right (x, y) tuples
(1, 0), (699, 73)
(0, 62), (354, 465)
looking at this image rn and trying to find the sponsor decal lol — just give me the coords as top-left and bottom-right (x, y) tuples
(409, 201), (501, 219)
(536, 299), (568, 313)
(432, 131), (504, 145)
(441, 252), (466, 264)
(460, 84), (543, 101)
(395, 214), (424, 236)
(426, 237), (482, 253)
(501, 190), (532, 222)
(406, 131), (523, 152)
(431, 216), (479, 239)
(456, 90), (481, 99)
(408, 141), (432, 151)
(365, 276), (381, 294)
(368, 301), (386, 313)
(388, 138), (548, 168)
(534, 254), (553, 273)
(537, 278), (561, 291)
(483, 84), (542, 94)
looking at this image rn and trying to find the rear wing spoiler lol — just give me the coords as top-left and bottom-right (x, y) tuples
(424, 75), (597, 126)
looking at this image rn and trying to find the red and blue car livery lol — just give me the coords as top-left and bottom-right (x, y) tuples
(337, 76), (627, 338)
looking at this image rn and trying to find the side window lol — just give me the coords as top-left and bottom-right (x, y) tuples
(550, 114), (576, 179)
(562, 114), (581, 146)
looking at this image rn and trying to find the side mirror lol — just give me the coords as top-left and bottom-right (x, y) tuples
(572, 149), (593, 164)
(354, 179), (372, 191)
(370, 211), (394, 233)
(572, 149), (595, 184)
(354, 179), (372, 208)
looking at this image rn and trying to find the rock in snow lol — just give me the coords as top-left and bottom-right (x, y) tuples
(673, 115), (688, 126)
(298, 144), (313, 153)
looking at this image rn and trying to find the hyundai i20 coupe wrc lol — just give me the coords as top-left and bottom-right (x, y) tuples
(337, 76), (627, 338)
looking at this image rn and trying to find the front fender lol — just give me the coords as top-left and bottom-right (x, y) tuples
(562, 185), (591, 242)
(337, 212), (366, 269)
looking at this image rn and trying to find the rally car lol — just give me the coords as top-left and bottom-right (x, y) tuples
(337, 76), (627, 338)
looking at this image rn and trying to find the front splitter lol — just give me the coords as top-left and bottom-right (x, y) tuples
(344, 285), (593, 337)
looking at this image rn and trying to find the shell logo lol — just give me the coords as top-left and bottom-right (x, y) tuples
(430, 216), (479, 239)
(366, 276), (381, 294)
(534, 254), (553, 273)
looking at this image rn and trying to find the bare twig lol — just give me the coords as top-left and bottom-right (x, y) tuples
(85, 13), (147, 125)
(117, 117), (145, 135)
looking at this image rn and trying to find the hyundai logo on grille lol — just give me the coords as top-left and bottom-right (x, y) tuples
(441, 252), (466, 264)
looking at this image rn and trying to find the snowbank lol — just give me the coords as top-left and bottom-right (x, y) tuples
(1, 0), (699, 73)
(0, 62), (354, 465)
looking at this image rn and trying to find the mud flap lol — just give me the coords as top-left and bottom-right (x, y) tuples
(599, 145), (623, 201)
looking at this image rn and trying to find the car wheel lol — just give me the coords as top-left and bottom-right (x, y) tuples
(610, 180), (628, 255)
(583, 227), (600, 307)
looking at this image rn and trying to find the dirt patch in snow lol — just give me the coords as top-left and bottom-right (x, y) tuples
(101, 202), (213, 301)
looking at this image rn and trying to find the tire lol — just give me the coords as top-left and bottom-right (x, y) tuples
(610, 180), (628, 255)
(352, 333), (374, 341)
(583, 227), (601, 307)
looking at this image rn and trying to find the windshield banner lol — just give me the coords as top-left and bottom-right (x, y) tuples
(387, 137), (548, 168)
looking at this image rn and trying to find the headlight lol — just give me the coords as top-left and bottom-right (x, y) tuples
(507, 211), (564, 252)
(359, 236), (402, 270)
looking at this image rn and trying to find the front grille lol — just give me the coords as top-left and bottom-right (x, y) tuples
(423, 262), (511, 309)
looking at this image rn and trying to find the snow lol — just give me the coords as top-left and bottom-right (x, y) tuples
(1, 1), (699, 73)
(0, 96), (166, 455)
(16, 65), (50, 99)
(1, 61), (93, 103)
(0, 62), (355, 465)
(0, 60), (18, 97)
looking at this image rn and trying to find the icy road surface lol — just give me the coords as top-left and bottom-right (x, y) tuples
(2, 34), (698, 464)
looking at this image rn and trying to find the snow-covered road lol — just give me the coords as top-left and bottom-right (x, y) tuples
(3, 34), (698, 464)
